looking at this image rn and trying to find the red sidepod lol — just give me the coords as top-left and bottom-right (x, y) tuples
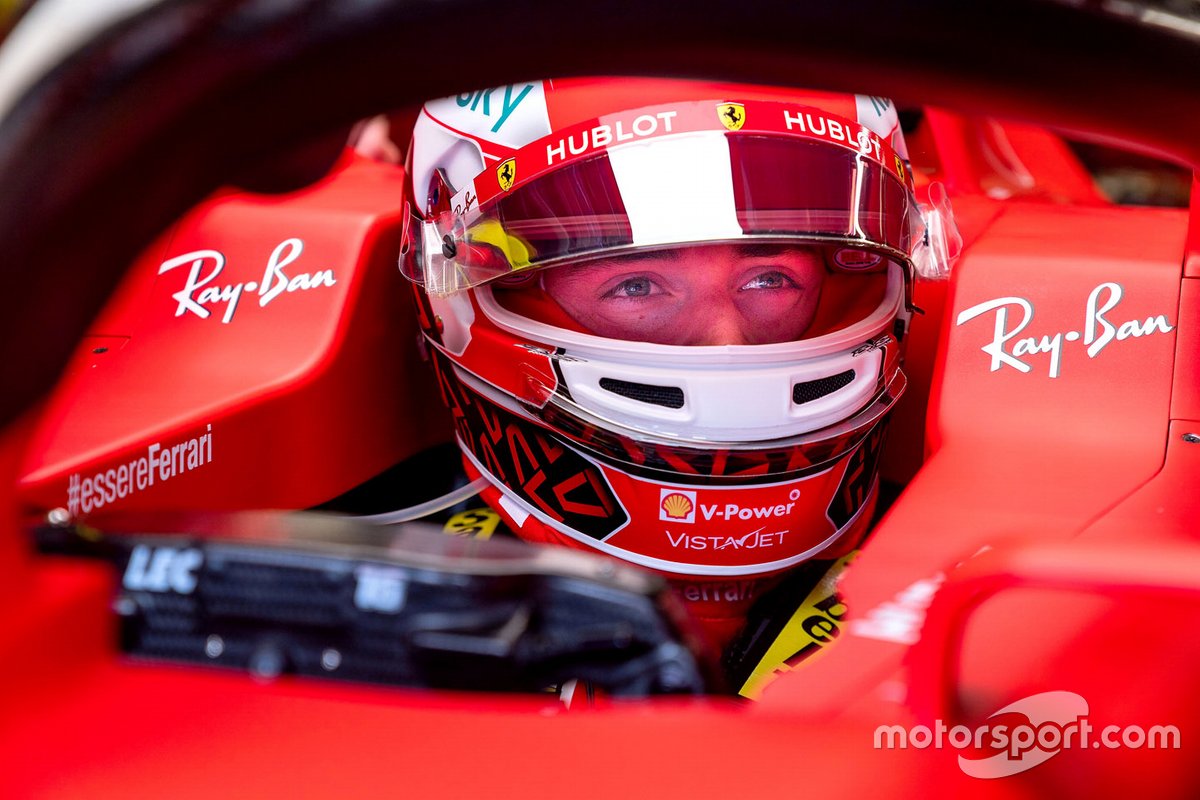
(17, 154), (453, 519)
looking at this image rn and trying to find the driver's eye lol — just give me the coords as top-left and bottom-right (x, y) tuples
(740, 270), (796, 291)
(607, 276), (655, 298)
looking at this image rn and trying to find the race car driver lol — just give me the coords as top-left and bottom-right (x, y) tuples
(397, 77), (950, 696)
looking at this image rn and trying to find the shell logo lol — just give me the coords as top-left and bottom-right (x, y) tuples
(659, 488), (697, 524)
(662, 493), (692, 518)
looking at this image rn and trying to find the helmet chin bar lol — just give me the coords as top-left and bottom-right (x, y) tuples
(524, 367), (906, 456)
(465, 442), (879, 578)
(442, 350), (895, 577)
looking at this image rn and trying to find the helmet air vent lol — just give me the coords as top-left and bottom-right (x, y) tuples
(792, 370), (855, 405)
(599, 378), (685, 409)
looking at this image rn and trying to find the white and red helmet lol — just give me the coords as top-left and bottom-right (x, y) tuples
(400, 77), (934, 646)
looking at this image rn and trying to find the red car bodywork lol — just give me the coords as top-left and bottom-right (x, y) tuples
(2, 102), (1197, 796)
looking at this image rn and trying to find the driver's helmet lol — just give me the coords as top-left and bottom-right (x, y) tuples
(401, 77), (928, 648)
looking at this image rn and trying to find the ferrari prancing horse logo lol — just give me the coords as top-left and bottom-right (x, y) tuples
(718, 103), (745, 131)
(497, 158), (516, 191)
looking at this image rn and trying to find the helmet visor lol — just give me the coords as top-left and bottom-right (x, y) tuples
(402, 133), (923, 296)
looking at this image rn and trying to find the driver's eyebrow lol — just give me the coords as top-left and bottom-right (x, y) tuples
(735, 243), (807, 258)
(570, 250), (683, 273)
